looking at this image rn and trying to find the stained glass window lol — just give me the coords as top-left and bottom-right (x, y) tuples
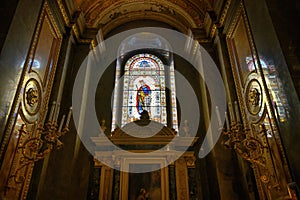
(122, 53), (166, 126)
(111, 53), (178, 130)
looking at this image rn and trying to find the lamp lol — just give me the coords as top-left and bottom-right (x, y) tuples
(10, 101), (72, 183)
(216, 101), (279, 190)
(216, 101), (267, 167)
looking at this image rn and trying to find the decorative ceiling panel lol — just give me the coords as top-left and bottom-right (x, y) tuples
(73, 0), (214, 30)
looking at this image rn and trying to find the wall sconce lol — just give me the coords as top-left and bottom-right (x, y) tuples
(216, 101), (267, 166)
(11, 101), (72, 183)
(215, 101), (279, 189)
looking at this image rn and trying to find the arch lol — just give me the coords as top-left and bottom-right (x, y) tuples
(111, 32), (178, 131)
(81, 0), (204, 34)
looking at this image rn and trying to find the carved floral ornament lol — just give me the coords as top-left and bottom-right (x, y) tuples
(10, 102), (72, 185)
(23, 78), (42, 116)
(248, 88), (260, 107)
(245, 79), (263, 115)
(26, 88), (39, 107)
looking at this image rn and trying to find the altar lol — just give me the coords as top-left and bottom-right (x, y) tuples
(90, 115), (198, 200)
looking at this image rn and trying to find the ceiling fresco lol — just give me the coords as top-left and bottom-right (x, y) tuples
(72, 0), (215, 32)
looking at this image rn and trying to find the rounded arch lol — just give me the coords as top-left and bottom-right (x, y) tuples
(112, 32), (178, 131)
(101, 14), (190, 37)
(117, 31), (173, 56)
(82, 0), (203, 35)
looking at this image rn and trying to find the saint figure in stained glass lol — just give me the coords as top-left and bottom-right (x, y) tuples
(136, 80), (151, 114)
(112, 53), (178, 131)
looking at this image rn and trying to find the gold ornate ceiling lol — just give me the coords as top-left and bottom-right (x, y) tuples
(73, 0), (215, 33)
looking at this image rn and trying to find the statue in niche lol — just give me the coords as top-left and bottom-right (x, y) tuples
(182, 120), (190, 136)
(100, 119), (107, 135)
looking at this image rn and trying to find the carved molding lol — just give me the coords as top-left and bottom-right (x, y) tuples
(56, 0), (71, 26)
(175, 157), (189, 199)
(57, 0), (216, 43)
(184, 156), (196, 168)
(109, 119), (177, 145)
(81, 0), (207, 28)
(209, 0), (232, 38)
(225, 2), (292, 199)
(99, 166), (113, 200)
(0, 2), (63, 199)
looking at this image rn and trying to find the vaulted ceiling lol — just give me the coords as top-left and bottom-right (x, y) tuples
(72, 0), (216, 34)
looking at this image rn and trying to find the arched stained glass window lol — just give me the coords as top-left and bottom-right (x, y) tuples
(122, 53), (167, 126)
(111, 53), (178, 131)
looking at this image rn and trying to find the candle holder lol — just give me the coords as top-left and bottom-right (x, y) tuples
(218, 101), (281, 192)
(215, 101), (266, 167)
(10, 102), (72, 183)
(222, 121), (267, 168)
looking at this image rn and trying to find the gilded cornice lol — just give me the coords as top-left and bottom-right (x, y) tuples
(56, 0), (220, 44)
(57, 0), (71, 26)
(57, 0), (94, 43)
(56, 0), (216, 43)
(209, 0), (232, 38)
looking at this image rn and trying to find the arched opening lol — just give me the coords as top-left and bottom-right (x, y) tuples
(112, 32), (178, 131)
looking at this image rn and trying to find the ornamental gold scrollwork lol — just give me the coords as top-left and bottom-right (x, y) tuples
(23, 78), (42, 116)
(223, 124), (267, 169)
(245, 79), (262, 115)
(184, 156), (195, 168)
(26, 88), (39, 107)
(222, 123), (279, 191)
(9, 103), (72, 184)
(248, 88), (260, 107)
(221, 102), (282, 192)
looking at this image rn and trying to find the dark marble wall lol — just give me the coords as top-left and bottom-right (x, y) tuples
(0, 0), (19, 53)
(112, 169), (120, 200)
(264, 0), (300, 99)
(30, 42), (91, 200)
(86, 164), (101, 199)
(244, 0), (300, 187)
(168, 165), (177, 200)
